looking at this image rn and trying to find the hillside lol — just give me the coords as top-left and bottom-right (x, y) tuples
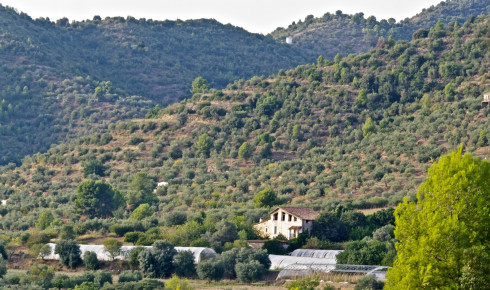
(0, 14), (488, 241)
(0, 5), (310, 165)
(270, 0), (490, 60)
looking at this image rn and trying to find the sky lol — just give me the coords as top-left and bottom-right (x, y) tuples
(0, 0), (443, 34)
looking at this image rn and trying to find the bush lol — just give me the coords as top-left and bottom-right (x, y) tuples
(27, 264), (55, 288)
(235, 260), (265, 283)
(196, 260), (224, 281)
(286, 276), (319, 290)
(165, 275), (191, 290)
(355, 274), (384, 290)
(94, 271), (112, 287)
(110, 222), (143, 237)
(83, 251), (99, 270)
(55, 240), (83, 269)
(124, 232), (142, 245)
(62, 272), (95, 289)
(173, 250), (196, 278)
(101, 279), (164, 289)
(118, 270), (143, 283)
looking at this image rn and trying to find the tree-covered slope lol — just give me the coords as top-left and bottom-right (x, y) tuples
(270, 0), (490, 60)
(0, 5), (311, 165)
(0, 15), (488, 236)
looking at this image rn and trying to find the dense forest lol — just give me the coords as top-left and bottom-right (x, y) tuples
(0, 13), (487, 259)
(270, 0), (490, 60)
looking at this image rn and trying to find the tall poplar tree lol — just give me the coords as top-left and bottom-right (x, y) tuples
(386, 147), (490, 289)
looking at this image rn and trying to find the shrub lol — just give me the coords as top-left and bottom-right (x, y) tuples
(196, 260), (224, 281)
(74, 281), (98, 290)
(62, 272), (95, 288)
(165, 275), (191, 290)
(102, 279), (164, 289)
(83, 251), (99, 270)
(235, 260), (265, 283)
(286, 276), (319, 290)
(355, 274), (384, 290)
(60, 225), (76, 240)
(173, 250), (196, 278)
(118, 270), (143, 283)
(94, 270), (112, 287)
(27, 264), (55, 288)
(124, 232), (141, 245)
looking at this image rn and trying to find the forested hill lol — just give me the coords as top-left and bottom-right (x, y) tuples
(0, 5), (308, 101)
(0, 15), (488, 234)
(0, 5), (309, 165)
(270, 0), (490, 60)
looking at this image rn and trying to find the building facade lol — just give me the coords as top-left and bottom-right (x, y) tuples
(254, 207), (319, 240)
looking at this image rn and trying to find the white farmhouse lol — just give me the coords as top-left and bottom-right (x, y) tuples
(254, 207), (319, 240)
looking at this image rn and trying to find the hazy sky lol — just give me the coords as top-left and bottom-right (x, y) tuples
(1, 0), (443, 34)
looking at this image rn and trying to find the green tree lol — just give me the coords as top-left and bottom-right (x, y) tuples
(74, 180), (124, 218)
(138, 241), (177, 278)
(311, 212), (348, 242)
(356, 89), (368, 106)
(238, 142), (254, 160)
(83, 251), (99, 270)
(36, 211), (54, 230)
(235, 260), (265, 283)
(39, 244), (52, 260)
(253, 188), (279, 208)
(0, 257), (6, 279)
(195, 133), (213, 157)
(362, 117), (376, 138)
(197, 260), (224, 281)
(103, 238), (123, 261)
(385, 148), (490, 289)
(124, 232), (141, 245)
(130, 203), (153, 220)
(127, 171), (157, 209)
(292, 125), (302, 140)
(82, 159), (106, 178)
(190, 77), (210, 95)
(55, 240), (82, 269)
(173, 250), (196, 278)
(477, 130), (488, 147)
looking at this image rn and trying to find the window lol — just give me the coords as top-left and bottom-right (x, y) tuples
(282, 213), (286, 221)
(274, 226), (277, 234)
(273, 213), (278, 220)
(289, 214), (292, 221)
(294, 217), (297, 221)
(265, 228), (268, 233)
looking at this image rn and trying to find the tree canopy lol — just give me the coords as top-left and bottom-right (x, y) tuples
(74, 180), (124, 218)
(386, 147), (490, 289)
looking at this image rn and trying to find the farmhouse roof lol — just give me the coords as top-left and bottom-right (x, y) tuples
(271, 207), (320, 220)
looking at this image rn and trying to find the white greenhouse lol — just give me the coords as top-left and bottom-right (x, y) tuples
(290, 249), (343, 260)
(269, 254), (339, 270)
(41, 243), (216, 263)
(276, 263), (391, 281)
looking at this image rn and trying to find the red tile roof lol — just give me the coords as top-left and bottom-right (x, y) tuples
(271, 207), (319, 220)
